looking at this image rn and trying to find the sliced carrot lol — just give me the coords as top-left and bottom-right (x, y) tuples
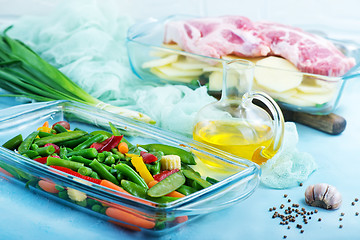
(100, 179), (129, 194)
(42, 121), (49, 128)
(108, 220), (141, 232)
(38, 180), (59, 194)
(106, 207), (156, 229)
(0, 167), (14, 178)
(147, 180), (158, 188)
(175, 215), (188, 223)
(147, 180), (185, 198)
(166, 191), (185, 198)
(117, 142), (129, 154)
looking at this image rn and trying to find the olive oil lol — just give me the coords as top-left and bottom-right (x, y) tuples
(193, 120), (274, 165)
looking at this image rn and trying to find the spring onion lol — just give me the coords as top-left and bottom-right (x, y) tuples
(0, 28), (154, 124)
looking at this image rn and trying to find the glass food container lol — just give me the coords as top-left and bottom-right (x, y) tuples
(127, 15), (360, 115)
(0, 100), (260, 235)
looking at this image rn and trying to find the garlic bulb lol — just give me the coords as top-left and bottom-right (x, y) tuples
(305, 183), (342, 209)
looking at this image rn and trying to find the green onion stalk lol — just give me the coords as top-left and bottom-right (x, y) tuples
(0, 28), (154, 124)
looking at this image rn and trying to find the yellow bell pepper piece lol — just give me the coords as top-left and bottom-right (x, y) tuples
(131, 156), (154, 184)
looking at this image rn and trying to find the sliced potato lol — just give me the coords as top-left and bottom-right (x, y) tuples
(208, 71), (223, 91)
(277, 95), (316, 107)
(254, 56), (303, 92)
(294, 91), (335, 105)
(297, 76), (337, 94)
(171, 59), (210, 70)
(142, 54), (178, 68)
(150, 67), (195, 83)
(154, 65), (203, 77)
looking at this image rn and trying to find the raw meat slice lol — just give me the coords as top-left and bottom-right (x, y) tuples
(164, 16), (271, 59)
(255, 22), (356, 77)
(164, 16), (356, 77)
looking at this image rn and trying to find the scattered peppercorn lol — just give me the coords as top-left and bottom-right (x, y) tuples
(339, 218), (343, 221)
(339, 225), (343, 229)
(355, 198), (358, 202)
(288, 199), (291, 203)
(299, 183), (303, 187)
(314, 209), (318, 213)
(356, 212), (359, 216)
(341, 213), (345, 216)
(283, 235), (287, 239)
(300, 230), (304, 233)
(318, 218), (322, 222)
(284, 194), (288, 198)
(351, 202), (355, 206)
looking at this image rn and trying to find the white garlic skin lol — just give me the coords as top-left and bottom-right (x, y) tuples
(305, 183), (342, 209)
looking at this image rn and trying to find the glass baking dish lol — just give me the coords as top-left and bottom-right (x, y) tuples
(0, 100), (260, 235)
(127, 15), (360, 115)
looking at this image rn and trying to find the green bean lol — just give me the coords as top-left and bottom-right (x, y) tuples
(22, 150), (40, 159)
(97, 152), (105, 162)
(18, 131), (39, 154)
(90, 171), (100, 179)
(66, 148), (98, 158)
(146, 161), (161, 175)
(147, 171), (186, 197)
(53, 124), (68, 133)
(57, 135), (91, 148)
(114, 163), (148, 189)
(73, 133), (104, 151)
(58, 190), (69, 200)
(150, 196), (180, 203)
(121, 179), (147, 199)
(191, 180), (203, 190)
(182, 169), (212, 188)
(139, 144), (196, 165)
(70, 156), (112, 171)
(70, 155), (92, 165)
(46, 156), (84, 170)
(35, 130), (87, 146)
(38, 131), (53, 138)
(59, 147), (69, 160)
(89, 159), (119, 185)
(2, 134), (23, 150)
(206, 176), (219, 184)
(78, 166), (93, 176)
(176, 185), (198, 196)
(36, 145), (55, 157)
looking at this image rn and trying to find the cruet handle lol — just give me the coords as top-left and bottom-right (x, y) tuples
(242, 91), (285, 163)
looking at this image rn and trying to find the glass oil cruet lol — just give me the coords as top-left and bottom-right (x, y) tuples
(193, 59), (285, 165)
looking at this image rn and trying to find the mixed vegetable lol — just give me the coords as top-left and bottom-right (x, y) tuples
(1, 120), (218, 230)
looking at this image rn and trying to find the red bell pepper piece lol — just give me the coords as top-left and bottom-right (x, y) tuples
(89, 136), (123, 153)
(44, 143), (60, 154)
(153, 169), (179, 182)
(90, 142), (104, 151)
(33, 155), (60, 164)
(50, 165), (102, 184)
(140, 151), (157, 164)
(33, 157), (48, 164)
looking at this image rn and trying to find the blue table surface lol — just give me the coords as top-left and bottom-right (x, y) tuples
(0, 77), (360, 240)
